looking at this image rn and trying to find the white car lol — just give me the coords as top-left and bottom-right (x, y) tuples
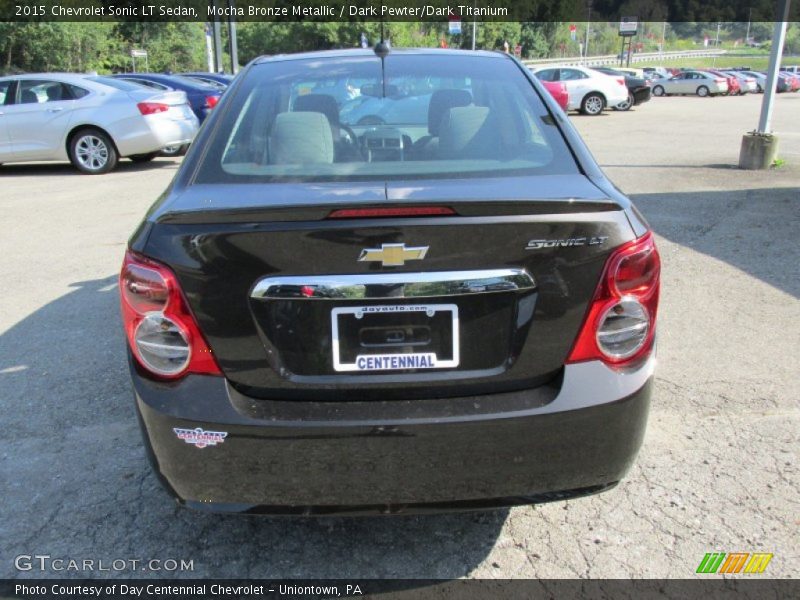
(650, 71), (729, 97)
(0, 73), (199, 174)
(530, 65), (630, 115)
(740, 71), (767, 92)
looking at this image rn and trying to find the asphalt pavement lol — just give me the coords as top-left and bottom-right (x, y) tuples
(0, 92), (797, 579)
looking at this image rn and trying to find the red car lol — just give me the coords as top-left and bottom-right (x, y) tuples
(542, 80), (569, 111)
(705, 70), (740, 95)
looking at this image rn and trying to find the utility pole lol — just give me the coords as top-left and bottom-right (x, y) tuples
(745, 8), (752, 44)
(583, 0), (592, 64)
(205, 24), (214, 72)
(715, 21), (721, 47)
(584, 22), (591, 64)
(661, 21), (666, 56)
(210, 0), (224, 73)
(227, 0), (239, 74)
(471, 0), (476, 50)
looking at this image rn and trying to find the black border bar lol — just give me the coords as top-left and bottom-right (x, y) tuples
(2, 0), (798, 23)
(2, 579), (799, 600)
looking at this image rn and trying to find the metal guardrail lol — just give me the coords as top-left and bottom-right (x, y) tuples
(523, 49), (728, 68)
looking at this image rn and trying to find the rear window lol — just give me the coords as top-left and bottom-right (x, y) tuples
(195, 53), (578, 184)
(88, 77), (143, 92)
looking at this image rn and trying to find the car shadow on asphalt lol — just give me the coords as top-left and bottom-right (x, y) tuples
(0, 159), (179, 177)
(0, 275), (506, 580)
(631, 186), (799, 299)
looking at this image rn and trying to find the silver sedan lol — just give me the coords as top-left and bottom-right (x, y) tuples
(650, 71), (729, 97)
(0, 73), (199, 174)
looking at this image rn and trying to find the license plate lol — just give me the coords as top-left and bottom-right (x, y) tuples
(331, 304), (459, 372)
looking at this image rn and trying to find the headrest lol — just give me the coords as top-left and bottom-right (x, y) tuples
(428, 89), (472, 135)
(293, 94), (340, 126)
(45, 85), (63, 102)
(269, 112), (334, 165)
(437, 106), (495, 160)
(20, 89), (39, 104)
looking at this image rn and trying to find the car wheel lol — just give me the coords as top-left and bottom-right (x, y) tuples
(69, 128), (118, 175)
(652, 85), (665, 97)
(614, 93), (634, 111)
(696, 85), (710, 97)
(129, 152), (159, 163)
(580, 93), (605, 116)
(161, 144), (189, 157)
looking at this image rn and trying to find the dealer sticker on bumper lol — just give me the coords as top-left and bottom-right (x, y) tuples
(173, 427), (227, 448)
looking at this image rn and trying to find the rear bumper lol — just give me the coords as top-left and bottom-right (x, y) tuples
(632, 87), (652, 104)
(146, 115), (199, 150)
(132, 354), (654, 514)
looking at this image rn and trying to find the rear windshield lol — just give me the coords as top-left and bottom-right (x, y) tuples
(87, 77), (143, 92)
(169, 75), (220, 89)
(195, 53), (578, 184)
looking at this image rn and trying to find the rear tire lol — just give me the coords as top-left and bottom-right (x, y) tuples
(652, 85), (665, 97)
(580, 93), (605, 116)
(696, 85), (709, 97)
(129, 152), (159, 163)
(614, 93), (634, 111)
(68, 128), (118, 175)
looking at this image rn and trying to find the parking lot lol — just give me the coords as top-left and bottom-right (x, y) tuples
(1, 93), (798, 579)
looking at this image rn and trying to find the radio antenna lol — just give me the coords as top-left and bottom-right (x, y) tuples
(374, 17), (391, 97)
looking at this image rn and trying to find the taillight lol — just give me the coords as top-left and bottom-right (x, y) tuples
(137, 102), (169, 115)
(204, 95), (220, 109)
(327, 206), (456, 219)
(716, 78), (726, 84)
(120, 251), (222, 379)
(566, 232), (660, 367)
(616, 77), (626, 87)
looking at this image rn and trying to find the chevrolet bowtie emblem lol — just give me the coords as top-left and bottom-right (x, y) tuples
(358, 243), (429, 267)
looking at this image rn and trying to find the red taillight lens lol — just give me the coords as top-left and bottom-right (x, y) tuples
(121, 263), (169, 313)
(327, 206), (457, 219)
(120, 251), (222, 379)
(566, 232), (660, 366)
(614, 243), (659, 295)
(616, 77), (626, 87)
(205, 95), (220, 109)
(137, 102), (169, 115)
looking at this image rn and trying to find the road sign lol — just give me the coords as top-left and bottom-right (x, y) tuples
(449, 18), (461, 35)
(130, 49), (148, 58)
(619, 17), (638, 37)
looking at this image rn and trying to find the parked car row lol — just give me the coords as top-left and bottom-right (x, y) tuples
(530, 65), (645, 115)
(644, 66), (800, 97)
(0, 71), (235, 173)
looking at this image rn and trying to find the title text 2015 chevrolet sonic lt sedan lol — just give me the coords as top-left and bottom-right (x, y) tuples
(120, 49), (660, 515)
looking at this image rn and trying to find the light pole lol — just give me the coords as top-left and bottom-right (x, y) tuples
(227, 0), (239, 74)
(745, 8), (752, 45)
(738, 0), (791, 169)
(471, 0), (476, 50)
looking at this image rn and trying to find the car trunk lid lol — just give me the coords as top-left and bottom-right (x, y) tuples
(141, 175), (635, 400)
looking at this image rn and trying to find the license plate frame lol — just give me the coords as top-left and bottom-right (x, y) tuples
(331, 304), (459, 372)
